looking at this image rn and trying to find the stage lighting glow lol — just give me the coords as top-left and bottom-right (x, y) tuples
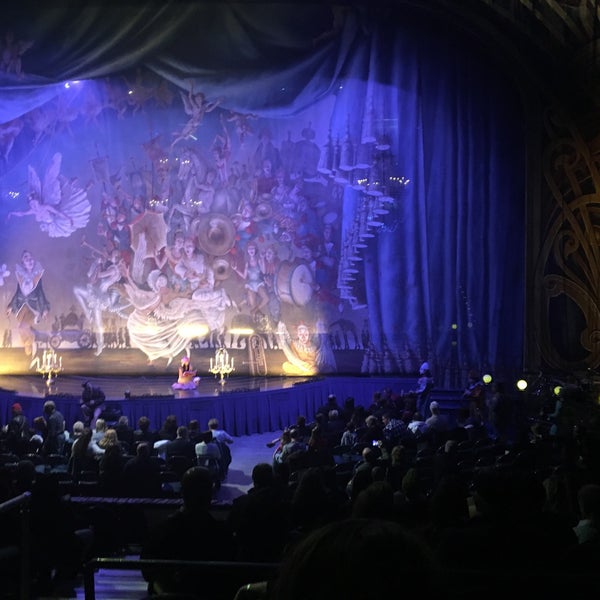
(516, 379), (528, 391)
(229, 327), (254, 336)
(482, 373), (492, 384)
(140, 323), (159, 335)
(177, 322), (209, 339)
(451, 323), (458, 330)
(554, 385), (562, 396)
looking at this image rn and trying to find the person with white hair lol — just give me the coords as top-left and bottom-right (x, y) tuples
(425, 401), (450, 433)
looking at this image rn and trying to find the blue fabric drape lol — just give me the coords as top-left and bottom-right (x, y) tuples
(0, 4), (525, 382)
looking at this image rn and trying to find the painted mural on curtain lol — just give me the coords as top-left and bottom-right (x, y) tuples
(0, 68), (398, 377)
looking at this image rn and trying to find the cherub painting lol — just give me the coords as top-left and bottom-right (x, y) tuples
(171, 82), (221, 148)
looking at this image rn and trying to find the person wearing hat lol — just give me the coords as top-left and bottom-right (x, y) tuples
(3, 402), (30, 456)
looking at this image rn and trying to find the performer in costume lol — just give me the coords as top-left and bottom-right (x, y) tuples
(172, 355), (200, 390)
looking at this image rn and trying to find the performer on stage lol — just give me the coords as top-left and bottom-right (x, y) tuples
(172, 355), (200, 390)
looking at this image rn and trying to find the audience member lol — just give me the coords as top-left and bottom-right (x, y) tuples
(386, 444), (412, 492)
(207, 418), (234, 445)
(98, 443), (125, 495)
(141, 466), (236, 596)
(91, 418), (107, 443)
(195, 430), (222, 485)
(228, 462), (292, 561)
(97, 428), (120, 450)
(323, 409), (345, 443)
(187, 419), (203, 444)
(563, 482), (600, 574)
(340, 419), (360, 447)
(268, 518), (440, 599)
(3, 402), (30, 456)
(29, 416), (47, 453)
(435, 467), (578, 572)
(279, 428), (308, 464)
(157, 414), (178, 441)
(339, 396), (355, 424)
(572, 483), (600, 544)
(315, 394), (341, 422)
(381, 411), (407, 449)
(367, 390), (392, 419)
(122, 442), (162, 497)
(290, 466), (343, 534)
(346, 446), (379, 502)
(114, 415), (135, 449)
(486, 381), (513, 443)
(64, 420), (85, 456)
(407, 362), (434, 418)
(393, 467), (431, 532)
(164, 425), (196, 460)
(425, 401), (450, 445)
(30, 473), (93, 596)
(423, 474), (471, 547)
(407, 411), (429, 439)
(133, 416), (158, 447)
(351, 480), (396, 521)
(69, 427), (103, 480)
(357, 414), (383, 446)
(463, 369), (486, 421)
(42, 400), (66, 456)
(207, 418), (233, 479)
(272, 429), (292, 467)
(289, 415), (312, 441)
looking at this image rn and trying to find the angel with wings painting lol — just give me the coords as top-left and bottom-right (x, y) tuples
(7, 152), (91, 237)
(171, 82), (221, 148)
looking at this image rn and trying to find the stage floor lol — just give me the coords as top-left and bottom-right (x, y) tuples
(0, 373), (313, 401)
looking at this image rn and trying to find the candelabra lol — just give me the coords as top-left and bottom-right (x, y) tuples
(209, 347), (235, 385)
(36, 349), (64, 388)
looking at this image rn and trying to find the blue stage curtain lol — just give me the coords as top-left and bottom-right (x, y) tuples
(0, 4), (524, 383)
